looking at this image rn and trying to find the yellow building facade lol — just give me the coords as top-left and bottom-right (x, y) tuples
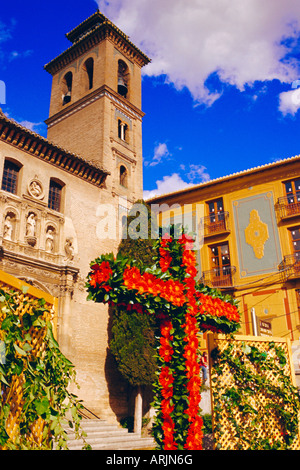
(148, 155), (300, 369)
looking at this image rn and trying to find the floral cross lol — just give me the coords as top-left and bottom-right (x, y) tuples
(86, 233), (240, 450)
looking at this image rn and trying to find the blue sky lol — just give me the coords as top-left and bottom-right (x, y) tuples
(1, 0), (300, 198)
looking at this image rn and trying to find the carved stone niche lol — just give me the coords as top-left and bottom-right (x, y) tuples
(3, 210), (17, 242)
(25, 211), (37, 247)
(45, 224), (56, 253)
(64, 237), (74, 263)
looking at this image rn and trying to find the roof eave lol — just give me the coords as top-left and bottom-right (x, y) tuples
(0, 112), (110, 187)
(146, 154), (300, 203)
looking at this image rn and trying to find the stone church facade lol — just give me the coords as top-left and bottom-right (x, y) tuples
(0, 11), (150, 422)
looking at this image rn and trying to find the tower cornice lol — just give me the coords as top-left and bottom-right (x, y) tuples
(44, 11), (150, 75)
(45, 84), (145, 130)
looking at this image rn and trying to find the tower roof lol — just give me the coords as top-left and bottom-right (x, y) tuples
(65, 10), (115, 43)
(44, 10), (150, 75)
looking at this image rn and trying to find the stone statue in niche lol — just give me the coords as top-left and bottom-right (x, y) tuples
(25, 212), (37, 247)
(26, 213), (36, 237)
(64, 237), (74, 262)
(45, 227), (55, 253)
(3, 215), (13, 240)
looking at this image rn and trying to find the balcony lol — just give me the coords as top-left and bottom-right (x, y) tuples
(276, 196), (300, 220)
(278, 253), (300, 280)
(200, 266), (236, 289)
(201, 212), (230, 237)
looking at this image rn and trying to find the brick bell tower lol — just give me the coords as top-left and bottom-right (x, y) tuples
(44, 11), (150, 202)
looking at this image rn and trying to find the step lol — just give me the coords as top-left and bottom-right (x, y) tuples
(68, 436), (155, 451)
(68, 437), (155, 450)
(66, 431), (153, 446)
(77, 418), (119, 427)
(66, 421), (124, 433)
(63, 418), (156, 451)
(66, 429), (131, 443)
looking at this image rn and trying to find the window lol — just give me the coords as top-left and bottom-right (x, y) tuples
(205, 198), (227, 235)
(284, 179), (300, 216)
(83, 58), (94, 90)
(282, 228), (300, 277)
(117, 60), (129, 98)
(290, 228), (300, 257)
(1, 159), (21, 194)
(48, 179), (63, 212)
(210, 243), (232, 287)
(62, 71), (73, 105)
(118, 119), (128, 142)
(284, 179), (300, 204)
(208, 198), (224, 223)
(210, 243), (230, 271)
(119, 165), (128, 187)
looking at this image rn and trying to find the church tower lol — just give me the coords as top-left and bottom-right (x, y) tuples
(44, 11), (150, 202)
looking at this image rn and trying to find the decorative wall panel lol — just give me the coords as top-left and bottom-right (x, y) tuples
(233, 193), (282, 278)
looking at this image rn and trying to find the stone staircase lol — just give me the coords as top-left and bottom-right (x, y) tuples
(65, 418), (155, 450)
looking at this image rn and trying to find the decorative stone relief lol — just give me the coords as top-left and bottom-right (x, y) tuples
(27, 178), (44, 200)
(64, 237), (74, 263)
(0, 188), (77, 270)
(244, 209), (269, 259)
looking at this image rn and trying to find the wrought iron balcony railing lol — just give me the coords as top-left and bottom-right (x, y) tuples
(201, 212), (230, 237)
(200, 266), (236, 289)
(276, 195), (300, 220)
(278, 253), (300, 280)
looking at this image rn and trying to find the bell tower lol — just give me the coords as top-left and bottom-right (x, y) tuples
(44, 11), (150, 201)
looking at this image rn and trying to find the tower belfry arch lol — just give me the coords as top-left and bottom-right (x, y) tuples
(44, 10), (150, 203)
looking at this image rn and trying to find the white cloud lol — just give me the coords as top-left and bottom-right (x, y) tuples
(0, 19), (14, 44)
(0, 19), (32, 65)
(186, 164), (210, 183)
(278, 88), (300, 116)
(0, 19), (13, 63)
(8, 50), (33, 62)
(143, 163), (210, 199)
(95, 0), (300, 106)
(18, 120), (45, 133)
(143, 173), (193, 199)
(3, 111), (46, 135)
(144, 142), (171, 167)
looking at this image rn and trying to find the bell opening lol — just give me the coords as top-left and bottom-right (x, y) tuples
(118, 77), (128, 97)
